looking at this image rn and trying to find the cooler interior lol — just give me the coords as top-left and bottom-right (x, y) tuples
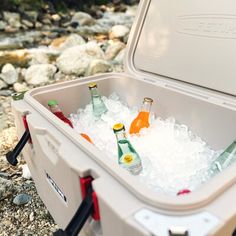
(31, 74), (236, 151)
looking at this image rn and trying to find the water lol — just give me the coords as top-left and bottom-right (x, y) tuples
(70, 93), (221, 195)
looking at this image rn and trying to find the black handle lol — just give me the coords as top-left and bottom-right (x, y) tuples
(53, 186), (94, 236)
(6, 129), (31, 166)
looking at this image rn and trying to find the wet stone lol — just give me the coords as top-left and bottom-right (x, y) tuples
(13, 193), (32, 206)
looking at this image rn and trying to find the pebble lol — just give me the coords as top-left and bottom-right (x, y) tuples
(29, 52), (49, 65)
(86, 59), (111, 76)
(114, 47), (126, 63)
(3, 11), (21, 29)
(13, 82), (29, 93)
(0, 90), (13, 96)
(29, 212), (34, 222)
(0, 79), (8, 90)
(56, 41), (105, 75)
(25, 64), (57, 85)
(22, 19), (34, 28)
(109, 24), (130, 39)
(0, 63), (18, 85)
(13, 193), (32, 205)
(71, 12), (95, 26)
(50, 34), (86, 51)
(0, 20), (7, 30)
(0, 177), (15, 200)
(21, 164), (32, 179)
(105, 40), (125, 60)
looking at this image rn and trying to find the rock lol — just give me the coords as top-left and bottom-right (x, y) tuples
(126, 5), (138, 16)
(114, 48), (126, 63)
(109, 25), (130, 40)
(0, 126), (18, 152)
(22, 19), (34, 28)
(3, 12), (21, 29)
(71, 12), (95, 26)
(0, 177), (15, 200)
(13, 82), (29, 93)
(50, 34), (86, 51)
(105, 40), (125, 60)
(25, 64), (57, 85)
(51, 14), (61, 22)
(86, 59), (111, 76)
(13, 193), (32, 205)
(29, 52), (49, 65)
(0, 80), (7, 90)
(24, 11), (38, 22)
(57, 42), (105, 75)
(0, 64), (18, 85)
(0, 90), (12, 96)
(29, 212), (34, 222)
(35, 21), (43, 29)
(21, 164), (31, 179)
(0, 21), (7, 31)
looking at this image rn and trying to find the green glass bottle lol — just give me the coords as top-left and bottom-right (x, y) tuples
(113, 123), (143, 175)
(208, 140), (236, 177)
(89, 83), (107, 118)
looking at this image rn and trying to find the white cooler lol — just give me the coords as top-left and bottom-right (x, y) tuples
(7, 0), (236, 235)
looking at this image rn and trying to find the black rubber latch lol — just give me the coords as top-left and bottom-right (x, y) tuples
(53, 186), (94, 236)
(6, 129), (31, 166)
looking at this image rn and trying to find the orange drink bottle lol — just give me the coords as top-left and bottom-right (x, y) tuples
(129, 97), (153, 135)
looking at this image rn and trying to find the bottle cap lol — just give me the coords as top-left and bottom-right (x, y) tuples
(113, 123), (125, 132)
(48, 100), (58, 106)
(88, 83), (97, 89)
(143, 97), (153, 103)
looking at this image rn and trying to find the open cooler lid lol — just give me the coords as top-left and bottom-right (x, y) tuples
(125, 0), (236, 97)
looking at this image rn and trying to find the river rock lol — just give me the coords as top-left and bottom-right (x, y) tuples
(71, 12), (95, 26)
(22, 19), (34, 28)
(25, 64), (57, 85)
(51, 14), (61, 22)
(3, 12), (21, 29)
(85, 59), (111, 76)
(24, 11), (38, 22)
(29, 52), (49, 65)
(105, 40), (125, 60)
(0, 177), (15, 200)
(0, 64), (18, 85)
(13, 82), (29, 93)
(50, 34), (86, 51)
(109, 25), (130, 40)
(0, 21), (7, 31)
(13, 193), (32, 205)
(114, 48), (126, 63)
(0, 80), (7, 90)
(21, 164), (32, 179)
(56, 42), (105, 75)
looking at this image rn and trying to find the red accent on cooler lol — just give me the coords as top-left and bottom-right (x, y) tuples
(80, 177), (100, 221)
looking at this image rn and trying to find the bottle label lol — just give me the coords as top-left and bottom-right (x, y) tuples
(120, 153), (142, 175)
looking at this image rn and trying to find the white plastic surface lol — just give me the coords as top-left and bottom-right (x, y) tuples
(128, 0), (236, 96)
(135, 209), (220, 236)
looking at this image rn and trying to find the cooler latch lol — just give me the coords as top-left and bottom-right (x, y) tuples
(6, 115), (31, 166)
(53, 176), (100, 236)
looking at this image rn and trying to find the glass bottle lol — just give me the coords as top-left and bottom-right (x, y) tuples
(113, 123), (142, 175)
(48, 100), (93, 143)
(48, 100), (73, 128)
(208, 140), (236, 177)
(129, 97), (153, 135)
(89, 83), (107, 118)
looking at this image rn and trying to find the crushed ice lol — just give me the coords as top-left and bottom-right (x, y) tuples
(70, 93), (220, 195)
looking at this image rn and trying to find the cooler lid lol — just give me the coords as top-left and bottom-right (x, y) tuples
(125, 0), (236, 96)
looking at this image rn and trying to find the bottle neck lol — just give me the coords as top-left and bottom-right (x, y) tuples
(140, 101), (152, 113)
(115, 130), (127, 141)
(90, 87), (99, 97)
(49, 104), (62, 114)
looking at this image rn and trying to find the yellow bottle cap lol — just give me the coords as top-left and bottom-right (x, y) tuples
(144, 97), (153, 103)
(113, 123), (125, 132)
(88, 82), (97, 89)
